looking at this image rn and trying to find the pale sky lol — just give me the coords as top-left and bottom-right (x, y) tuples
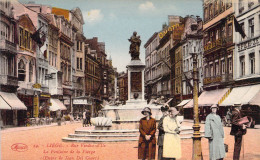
(19, 0), (203, 72)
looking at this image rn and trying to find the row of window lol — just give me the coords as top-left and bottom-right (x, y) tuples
(60, 43), (71, 60)
(204, 57), (233, 78)
(204, 0), (232, 22)
(145, 38), (159, 56)
(17, 59), (34, 82)
(19, 27), (33, 50)
(240, 53), (256, 76)
(204, 23), (232, 45)
(239, 18), (255, 41)
(146, 44), (171, 68)
(85, 60), (99, 77)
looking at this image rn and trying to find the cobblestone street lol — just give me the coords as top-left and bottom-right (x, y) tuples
(1, 121), (260, 160)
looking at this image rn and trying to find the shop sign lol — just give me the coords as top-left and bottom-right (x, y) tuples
(64, 99), (70, 105)
(33, 96), (39, 117)
(33, 83), (41, 89)
(40, 93), (51, 98)
(73, 99), (88, 105)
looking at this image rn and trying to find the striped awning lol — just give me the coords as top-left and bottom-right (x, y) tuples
(220, 84), (260, 106)
(184, 88), (230, 108)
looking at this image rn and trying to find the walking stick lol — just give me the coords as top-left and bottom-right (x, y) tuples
(243, 136), (244, 159)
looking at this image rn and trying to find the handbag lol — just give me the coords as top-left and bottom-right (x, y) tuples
(224, 143), (228, 152)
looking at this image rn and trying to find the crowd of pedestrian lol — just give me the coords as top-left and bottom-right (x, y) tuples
(138, 103), (248, 160)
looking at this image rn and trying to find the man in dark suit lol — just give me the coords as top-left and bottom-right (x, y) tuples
(157, 106), (168, 160)
(230, 103), (247, 160)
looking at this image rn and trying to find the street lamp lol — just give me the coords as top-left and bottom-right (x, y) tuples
(191, 52), (203, 160)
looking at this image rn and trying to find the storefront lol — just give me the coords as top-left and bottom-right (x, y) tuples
(220, 84), (260, 124)
(72, 96), (92, 118)
(183, 88), (231, 120)
(0, 91), (27, 126)
(39, 93), (51, 118)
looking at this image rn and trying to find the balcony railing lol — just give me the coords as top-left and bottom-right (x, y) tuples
(0, 39), (17, 54)
(204, 74), (233, 85)
(0, 74), (18, 86)
(204, 38), (223, 53)
(203, 75), (222, 85)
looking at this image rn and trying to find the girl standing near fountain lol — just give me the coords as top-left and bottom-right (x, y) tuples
(138, 107), (156, 160)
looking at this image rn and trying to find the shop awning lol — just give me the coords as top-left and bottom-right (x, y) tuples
(0, 96), (12, 110)
(177, 99), (192, 107)
(220, 84), (260, 106)
(50, 99), (67, 111)
(249, 90), (260, 106)
(0, 92), (27, 110)
(184, 88), (230, 108)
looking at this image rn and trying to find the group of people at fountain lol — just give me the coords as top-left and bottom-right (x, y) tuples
(138, 103), (247, 160)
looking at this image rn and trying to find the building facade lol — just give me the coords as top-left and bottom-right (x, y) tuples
(203, 0), (235, 90)
(181, 16), (204, 101)
(234, 0), (260, 83)
(0, 0), (25, 127)
(144, 32), (159, 100)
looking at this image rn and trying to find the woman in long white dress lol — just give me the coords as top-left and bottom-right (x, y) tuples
(163, 107), (181, 160)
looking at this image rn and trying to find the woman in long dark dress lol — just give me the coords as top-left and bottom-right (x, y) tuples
(138, 107), (156, 160)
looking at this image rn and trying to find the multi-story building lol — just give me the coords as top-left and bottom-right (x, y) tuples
(52, 8), (74, 111)
(144, 32), (159, 100)
(0, 0), (27, 127)
(85, 44), (101, 115)
(233, 0), (259, 82)
(181, 16), (203, 103)
(145, 15), (183, 103)
(45, 13), (63, 100)
(184, 0), (236, 118)
(203, 0), (235, 90)
(106, 56), (116, 100)
(13, 1), (53, 118)
(69, 8), (86, 113)
(219, 0), (260, 124)
(170, 41), (183, 105)
(85, 37), (108, 101)
(117, 71), (128, 103)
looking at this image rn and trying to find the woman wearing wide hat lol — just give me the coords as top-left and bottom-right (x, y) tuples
(138, 107), (156, 160)
(162, 107), (181, 160)
(205, 104), (225, 160)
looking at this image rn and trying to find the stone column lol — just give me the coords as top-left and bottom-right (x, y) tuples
(128, 70), (131, 101)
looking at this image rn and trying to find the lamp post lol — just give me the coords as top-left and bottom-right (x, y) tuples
(191, 52), (203, 160)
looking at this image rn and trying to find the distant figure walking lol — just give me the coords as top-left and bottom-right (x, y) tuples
(56, 109), (61, 126)
(226, 108), (232, 127)
(83, 109), (87, 127)
(205, 104), (225, 160)
(157, 106), (168, 160)
(163, 107), (181, 160)
(138, 107), (156, 160)
(230, 103), (247, 160)
(85, 109), (91, 126)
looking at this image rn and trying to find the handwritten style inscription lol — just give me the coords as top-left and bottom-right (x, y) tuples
(11, 143), (28, 152)
(11, 143), (106, 160)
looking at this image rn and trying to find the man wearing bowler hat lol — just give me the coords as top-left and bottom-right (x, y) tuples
(138, 107), (156, 160)
(230, 103), (247, 160)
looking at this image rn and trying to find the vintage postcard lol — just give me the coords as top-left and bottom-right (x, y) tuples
(1, 0), (260, 160)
